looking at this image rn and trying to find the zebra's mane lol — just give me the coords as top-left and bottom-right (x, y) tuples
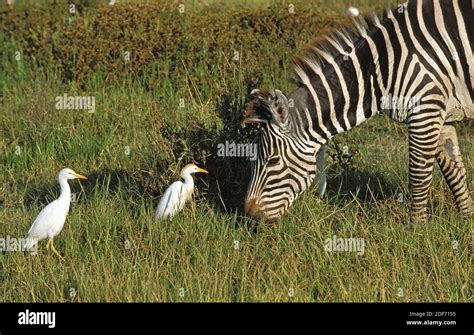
(290, 8), (393, 85)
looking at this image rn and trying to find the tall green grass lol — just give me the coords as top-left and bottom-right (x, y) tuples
(0, 0), (472, 302)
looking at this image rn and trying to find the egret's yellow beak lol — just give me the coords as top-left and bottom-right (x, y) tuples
(196, 167), (208, 174)
(73, 173), (87, 180)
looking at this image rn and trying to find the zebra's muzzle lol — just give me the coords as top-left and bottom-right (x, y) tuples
(244, 198), (265, 219)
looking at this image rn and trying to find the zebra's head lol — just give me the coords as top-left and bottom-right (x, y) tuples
(243, 88), (324, 221)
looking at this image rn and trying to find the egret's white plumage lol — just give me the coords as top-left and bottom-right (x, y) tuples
(155, 164), (208, 220)
(24, 168), (87, 260)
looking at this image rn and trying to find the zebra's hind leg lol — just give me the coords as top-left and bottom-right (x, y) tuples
(435, 124), (473, 216)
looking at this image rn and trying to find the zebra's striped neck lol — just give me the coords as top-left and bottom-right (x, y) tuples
(289, 50), (383, 145)
(290, 8), (413, 144)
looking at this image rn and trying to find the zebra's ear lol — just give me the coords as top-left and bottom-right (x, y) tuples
(243, 89), (290, 126)
(243, 89), (273, 124)
(269, 90), (290, 125)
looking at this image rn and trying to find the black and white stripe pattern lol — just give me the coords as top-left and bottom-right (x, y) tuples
(243, 89), (327, 220)
(244, 0), (473, 222)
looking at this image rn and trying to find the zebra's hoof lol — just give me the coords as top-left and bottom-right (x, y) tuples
(410, 210), (428, 224)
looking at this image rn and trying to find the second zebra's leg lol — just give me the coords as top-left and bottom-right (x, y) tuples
(314, 145), (327, 198)
(435, 124), (473, 215)
(408, 108), (443, 223)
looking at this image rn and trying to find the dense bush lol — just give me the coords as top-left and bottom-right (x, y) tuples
(0, 1), (344, 89)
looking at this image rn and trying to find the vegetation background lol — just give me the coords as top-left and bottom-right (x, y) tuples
(0, 0), (472, 302)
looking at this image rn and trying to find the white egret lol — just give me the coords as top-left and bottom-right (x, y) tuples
(155, 164), (208, 220)
(24, 168), (87, 260)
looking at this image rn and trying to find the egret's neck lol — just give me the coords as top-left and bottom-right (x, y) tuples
(58, 177), (71, 201)
(182, 174), (194, 189)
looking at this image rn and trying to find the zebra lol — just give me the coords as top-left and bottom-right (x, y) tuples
(243, 0), (473, 223)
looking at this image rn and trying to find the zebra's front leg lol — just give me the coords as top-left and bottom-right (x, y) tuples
(408, 114), (442, 223)
(436, 125), (473, 215)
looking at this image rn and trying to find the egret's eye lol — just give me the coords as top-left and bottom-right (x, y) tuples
(267, 156), (280, 166)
